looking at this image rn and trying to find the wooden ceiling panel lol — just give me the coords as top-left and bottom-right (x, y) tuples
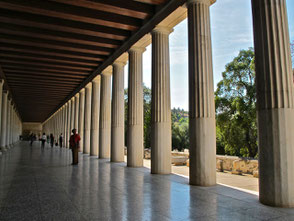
(0, 0), (184, 122)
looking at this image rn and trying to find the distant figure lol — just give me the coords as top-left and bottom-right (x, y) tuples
(59, 133), (63, 148)
(41, 133), (46, 148)
(69, 129), (80, 165)
(50, 134), (54, 148)
(47, 135), (50, 144)
(30, 133), (36, 146)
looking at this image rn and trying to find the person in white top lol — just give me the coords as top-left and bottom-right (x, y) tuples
(41, 133), (46, 148)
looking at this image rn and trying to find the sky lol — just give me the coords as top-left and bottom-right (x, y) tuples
(124, 0), (294, 111)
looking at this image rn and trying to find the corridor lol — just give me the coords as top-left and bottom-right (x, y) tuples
(1, 143), (294, 221)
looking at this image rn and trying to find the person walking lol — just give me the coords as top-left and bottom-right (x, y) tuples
(30, 133), (36, 146)
(69, 129), (80, 165)
(59, 133), (63, 148)
(50, 134), (54, 148)
(41, 133), (46, 148)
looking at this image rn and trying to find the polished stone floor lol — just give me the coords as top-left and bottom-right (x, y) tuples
(0, 142), (294, 221)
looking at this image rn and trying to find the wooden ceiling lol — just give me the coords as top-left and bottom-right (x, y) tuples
(0, 0), (186, 122)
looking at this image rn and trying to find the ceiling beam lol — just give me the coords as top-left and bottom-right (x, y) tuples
(0, 0), (141, 30)
(3, 69), (86, 79)
(0, 13), (129, 40)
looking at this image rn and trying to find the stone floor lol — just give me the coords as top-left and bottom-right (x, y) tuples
(143, 158), (259, 193)
(1, 142), (294, 221)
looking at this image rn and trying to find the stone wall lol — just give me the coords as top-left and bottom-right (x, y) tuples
(22, 122), (42, 139)
(142, 148), (258, 176)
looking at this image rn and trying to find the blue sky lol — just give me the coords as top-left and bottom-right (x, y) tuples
(125, 0), (294, 110)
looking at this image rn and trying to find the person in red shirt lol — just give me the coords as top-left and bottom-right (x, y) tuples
(69, 129), (80, 165)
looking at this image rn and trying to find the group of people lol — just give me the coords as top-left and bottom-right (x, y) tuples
(30, 129), (81, 165)
(39, 133), (63, 148)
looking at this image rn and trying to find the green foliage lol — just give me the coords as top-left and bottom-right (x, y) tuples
(171, 108), (189, 151)
(215, 48), (258, 158)
(125, 87), (189, 151)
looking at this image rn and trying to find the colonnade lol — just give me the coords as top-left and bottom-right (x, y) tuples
(0, 79), (22, 154)
(42, 0), (294, 207)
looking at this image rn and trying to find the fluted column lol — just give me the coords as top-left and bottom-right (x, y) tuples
(0, 80), (3, 148)
(252, 0), (294, 207)
(74, 94), (79, 130)
(90, 77), (101, 156)
(6, 98), (11, 148)
(9, 104), (13, 146)
(71, 97), (75, 132)
(78, 89), (85, 152)
(111, 61), (125, 162)
(84, 83), (92, 154)
(187, 0), (216, 186)
(64, 103), (68, 148)
(151, 26), (172, 174)
(127, 47), (145, 167)
(99, 70), (112, 159)
(66, 100), (71, 148)
(0, 91), (7, 151)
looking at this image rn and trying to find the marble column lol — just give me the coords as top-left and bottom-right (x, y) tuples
(99, 70), (112, 159)
(127, 47), (145, 167)
(66, 100), (71, 148)
(151, 26), (172, 174)
(0, 91), (7, 151)
(9, 104), (13, 146)
(111, 62), (125, 162)
(90, 77), (101, 157)
(252, 0), (294, 207)
(6, 98), (11, 148)
(78, 89), (85, 152)
(71, 97), (75, 132)
(74, 94), (79, 130)
(187, 0), (216, 186)
(0, 80), (3, 141)
(64, 103), (68, 148)
(84, 83), (92, 154)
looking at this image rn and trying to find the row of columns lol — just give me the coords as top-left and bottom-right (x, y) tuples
(42, 0), (294, 207)
(0, 80), (22, 154)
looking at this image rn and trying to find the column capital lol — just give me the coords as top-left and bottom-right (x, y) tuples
(186, 0), (216, 6)
(113, 61), (126, 67)
(79, 88), (85, 94)
(85, 82), (92, 89)
(75, 93), (80, 98)
(152, 25), (173, 35)
(129, 46), (146, 53)
(92, 75), (101, 83)
(101, 66), (112, 76)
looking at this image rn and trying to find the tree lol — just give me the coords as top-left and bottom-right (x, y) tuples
(215, 48), (258, 158)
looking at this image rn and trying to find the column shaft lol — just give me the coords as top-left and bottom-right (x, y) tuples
(66, 100), (71, 148)
(187, 0), (216, 186)
(99, 72), (112, 158)
(75, 94), (79, 130)
(0, 80), (3, 138)
(111, 62), (125, 162)
(0, 91), (7, 151)
(252, 0), (294, 207)
(6, 99), (11, 148)
(90, 77), (101, 156)
(71, 97), (75, 131)
(127, 48), (145, 167)
(84, 84), (92, 154)
(151, 26), (172, 174)
(64, 104), (68, 148)
(78, 89), (85, 152)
